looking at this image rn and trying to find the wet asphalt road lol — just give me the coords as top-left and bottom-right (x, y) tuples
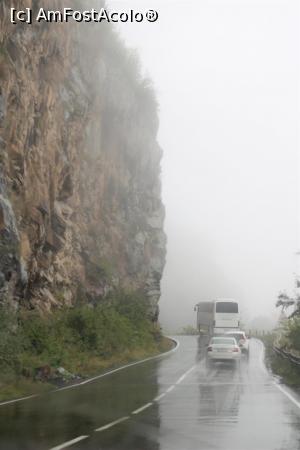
(0, 337), (299, 450)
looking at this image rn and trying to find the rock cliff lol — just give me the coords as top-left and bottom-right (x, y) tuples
(0, 0), (166, 318)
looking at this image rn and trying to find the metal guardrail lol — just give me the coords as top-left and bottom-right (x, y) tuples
(273, 345), (300, 366)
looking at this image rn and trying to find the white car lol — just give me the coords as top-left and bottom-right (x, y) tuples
(224, 330), (250, 356)
(206, 336), (241, 365)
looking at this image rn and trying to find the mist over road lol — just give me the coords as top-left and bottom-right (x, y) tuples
(0, 337), (299, 449)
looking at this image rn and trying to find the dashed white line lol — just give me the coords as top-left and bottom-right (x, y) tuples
(95, 416), (130, 432)
(176, 374), (187, 384)
(175, 374), (186, 384)
(154, 392), (167, 402)
(166, 385), (175, 393)
(48, 347), (199, 449)
(46, 339), (181, 449)
(132, 402), (153, 414)
(153, 364), (197, 403)
(175, 365), (197, 384)
(49, 435), (89, 450)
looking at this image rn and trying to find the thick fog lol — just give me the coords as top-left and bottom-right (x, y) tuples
(111, 0), (299, 331)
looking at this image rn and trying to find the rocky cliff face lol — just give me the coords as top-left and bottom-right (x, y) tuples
(0, 1), (166, 317)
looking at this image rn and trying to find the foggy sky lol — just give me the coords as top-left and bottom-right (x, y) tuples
(110, 0), (299, 330)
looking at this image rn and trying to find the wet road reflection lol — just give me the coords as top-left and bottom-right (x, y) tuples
(0, 361), (162, 449)
(157, 338), (300, 450)
(0, 337), (299, 449)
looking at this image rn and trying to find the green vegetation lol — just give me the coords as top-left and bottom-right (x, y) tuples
(259, 331), (300, 388)
(283, 316), (300, 352)
(85, 259), (113, 283)
(0, 292), (172, 401)
(268, 353), (300, 387)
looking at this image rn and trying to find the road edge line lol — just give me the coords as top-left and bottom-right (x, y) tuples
(55, 337), (179, 391)
(258, 339), (300, 410)
(0, 337), (180, 406)
(49, 435), (89, 450)
(0, 394), (37, 407)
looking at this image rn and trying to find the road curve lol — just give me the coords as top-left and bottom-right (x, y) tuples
(0, 337), (299, 449)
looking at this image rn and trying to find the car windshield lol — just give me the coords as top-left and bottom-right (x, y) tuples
(226, 333), (245, 341)
(211, 338), (236, 345)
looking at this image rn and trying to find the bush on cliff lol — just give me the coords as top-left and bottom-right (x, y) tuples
(0, 307), (23, 377)
(0, 291), (162, 389)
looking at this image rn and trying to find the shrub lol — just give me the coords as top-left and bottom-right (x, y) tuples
(0, 289), (159, 387)
(260, 330), (300, 387)
(286, 317), (300, 352)
(0, 307), (23, 375)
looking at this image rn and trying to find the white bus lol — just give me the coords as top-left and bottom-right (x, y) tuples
(195, 298), (240, 336)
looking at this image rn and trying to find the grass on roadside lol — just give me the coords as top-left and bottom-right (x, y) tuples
(259, 332), (300, 388)
(0, 291), (174, 401)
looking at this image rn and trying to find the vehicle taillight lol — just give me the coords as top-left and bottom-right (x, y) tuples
(232, 347), (239, 352)
(207, 346), (213, 352)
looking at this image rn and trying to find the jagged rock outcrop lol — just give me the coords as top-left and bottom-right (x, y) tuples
(0, 0), (166, 317)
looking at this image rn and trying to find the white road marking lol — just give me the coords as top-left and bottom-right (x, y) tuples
(258, 340), (300, 410)
(275, 384), (300, 410)
(132, 402), (153, 414)
(0, 338), (180, 404)
(56, 338), (180, 392)
(2, 337), (180, 448)
(94, 416), (130, 432)
(176, 373), (188, 384)
(154, 392), (167, 401)
(153, 364), (197, 404)
(0, 394), (37, 407)
(49, 435), (89, 450)
(175, 365), (197, 384)
(166, 385), (175, 393)
(96, 361), (197, 432)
